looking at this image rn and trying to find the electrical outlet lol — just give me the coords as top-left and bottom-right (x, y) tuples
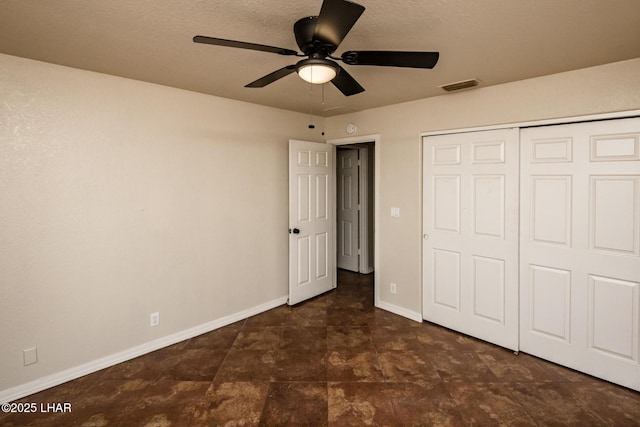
(23, 347), (38, 366)
(390, 283), (397, 294)
(150, 312), (160, 327)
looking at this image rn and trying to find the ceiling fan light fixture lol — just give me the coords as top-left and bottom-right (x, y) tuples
(296, 59), (338, 84)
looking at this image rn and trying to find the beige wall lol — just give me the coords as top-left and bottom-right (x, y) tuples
(0, 54), (322, 394)
(324, 58), (640, 317)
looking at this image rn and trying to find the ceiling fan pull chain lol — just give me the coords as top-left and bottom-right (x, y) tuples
(309, 82), (315, 129)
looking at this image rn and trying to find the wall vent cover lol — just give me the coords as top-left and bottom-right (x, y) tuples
(439, 78), (480, 92)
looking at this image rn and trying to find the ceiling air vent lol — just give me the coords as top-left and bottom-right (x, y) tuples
(439, 78), (480, 92)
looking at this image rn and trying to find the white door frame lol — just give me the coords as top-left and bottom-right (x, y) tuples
(328, 134), (380, 305)
(358, 146), (374, 274)
(336, 144), (375, 274)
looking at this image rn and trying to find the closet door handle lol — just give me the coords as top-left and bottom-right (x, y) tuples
(289, 228), (300, 234)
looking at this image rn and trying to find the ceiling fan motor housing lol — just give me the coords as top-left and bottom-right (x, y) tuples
(294, 16), (336, 57)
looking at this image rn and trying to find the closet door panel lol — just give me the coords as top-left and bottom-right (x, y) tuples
(423, 128), (520, 351)
(520, 117), (640, 392)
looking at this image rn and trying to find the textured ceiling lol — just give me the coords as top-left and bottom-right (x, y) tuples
(1, 0), (640, 116)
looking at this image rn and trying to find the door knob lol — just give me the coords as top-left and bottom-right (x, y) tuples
(423, 234), (430, 240)
(289, 228), (300, 234)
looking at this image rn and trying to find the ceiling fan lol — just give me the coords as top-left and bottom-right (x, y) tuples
(193, 0), (439, 96)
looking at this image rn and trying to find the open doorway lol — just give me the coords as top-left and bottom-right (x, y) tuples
(329, 133), (379, 307)
(336, 143), (375, 274)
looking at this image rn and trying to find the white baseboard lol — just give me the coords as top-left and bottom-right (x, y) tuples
(376, 301), (423, 323)
(0, 295), (288, 404)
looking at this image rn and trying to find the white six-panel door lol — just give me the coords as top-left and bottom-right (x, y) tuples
(520, 118), (640, 391)
(289, 140), (336, 305)
(422, 129), (520, 351)
(337, 149), (360, 272)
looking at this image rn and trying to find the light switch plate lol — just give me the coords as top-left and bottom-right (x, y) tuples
(390, 207), (400, 218)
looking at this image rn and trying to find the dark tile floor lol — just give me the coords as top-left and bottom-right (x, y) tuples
(2, 270), (640, 426)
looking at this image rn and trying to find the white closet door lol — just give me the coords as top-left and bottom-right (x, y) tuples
(520, 118), (640, 391)
(422, 128), (520, 351)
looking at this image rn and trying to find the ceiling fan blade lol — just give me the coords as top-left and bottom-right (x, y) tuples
(193, 35), (298, 56)
(314, 0), (365, 49)
(245, 65), (297, 88)
(342, 50), (440, 69)
(331, 64), (364, 96)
